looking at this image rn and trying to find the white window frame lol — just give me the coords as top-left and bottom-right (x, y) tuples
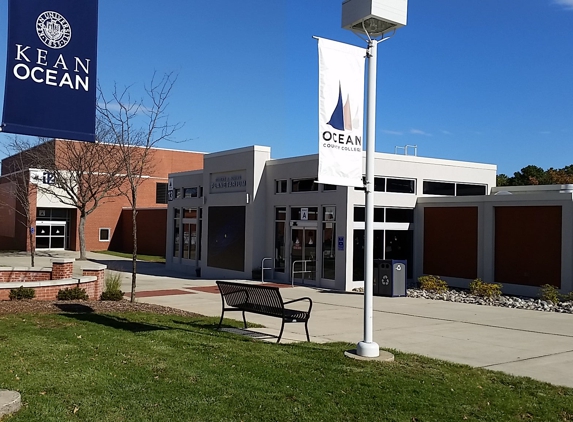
(99, 228), (111, 242)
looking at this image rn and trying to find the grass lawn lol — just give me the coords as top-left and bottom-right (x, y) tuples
(1, 311), (573, 422)
(92, 250), (165, 263)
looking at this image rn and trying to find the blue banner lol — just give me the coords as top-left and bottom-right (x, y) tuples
(2, 0), (98, 142)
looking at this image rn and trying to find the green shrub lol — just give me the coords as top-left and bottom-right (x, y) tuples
(539, 284), (560, 304)
(469, 278), (502, 299)
(100, 271), (124, 301)
(418, 275), (448, 293)
(100, 290), (124, 301)
(57, 286), (89, 301)
(104, 271), (123, 292)
(9, 286), (36, 300)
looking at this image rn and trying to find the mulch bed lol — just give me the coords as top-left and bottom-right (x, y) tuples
(0, 300), (201, 317)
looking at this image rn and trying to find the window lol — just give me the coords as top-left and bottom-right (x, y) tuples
(323, 206), (336, 221)
(156, 183), (168, 204)
(184, 187), (198, 198)
(275, 180), (287, 194)
(354, 207), (365, 222)
(322, 206), (336, 280)
(291, 178), (318, 192)
(456, 183), (487, 196)
(275, 207), (286, 273)
(386, 208), (414, 223)
(423, 181), (455, 196)
(173, 209), (181, 258)
(323, 184), (337, 191)
(387, 178), (415, 194)
(183, 223), (197, 260)
(99, 228), (110, 242)
(184, 208), (197, 218)
(175, 188), (182, 199)
(291, 207), (318, 220)
(374, 177), (385, 192)
(354, 207), (384, 222)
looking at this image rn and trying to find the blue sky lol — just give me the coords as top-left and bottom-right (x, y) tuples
(1, 0), (572, 175)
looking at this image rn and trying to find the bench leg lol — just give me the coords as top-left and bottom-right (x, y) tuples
(305, 321), (310, 342)
(217, 310), (225, 330)
(242, 311), (248, 329)
(277, 320), (286, 343)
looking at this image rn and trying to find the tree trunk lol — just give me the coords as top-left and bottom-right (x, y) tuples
(130, 197), (138, 303)
(28, 225), (35, 267)
(79, 209), (87, 260)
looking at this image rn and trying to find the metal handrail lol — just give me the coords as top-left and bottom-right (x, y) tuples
(261, 257), (272, 283)
(291, 259), (314, 287)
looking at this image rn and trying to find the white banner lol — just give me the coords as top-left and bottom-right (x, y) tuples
(317, 38), (365, 188)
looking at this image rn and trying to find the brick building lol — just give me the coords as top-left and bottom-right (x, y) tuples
(0, 139), (203, 254)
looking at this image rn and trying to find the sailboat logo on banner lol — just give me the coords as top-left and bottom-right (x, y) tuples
(328, 83), (360, 132)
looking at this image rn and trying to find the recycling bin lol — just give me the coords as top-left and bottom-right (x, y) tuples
(373, 259), (407, 297)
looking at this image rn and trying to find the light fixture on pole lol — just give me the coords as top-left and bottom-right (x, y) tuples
(342, 0), (408, 358)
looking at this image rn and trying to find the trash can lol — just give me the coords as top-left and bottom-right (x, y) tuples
(373, 259), (407, 297)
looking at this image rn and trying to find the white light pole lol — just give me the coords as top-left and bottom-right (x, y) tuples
(342, 0), (408, 358)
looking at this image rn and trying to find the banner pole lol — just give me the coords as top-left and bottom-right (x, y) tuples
(357, 38), (380, 358)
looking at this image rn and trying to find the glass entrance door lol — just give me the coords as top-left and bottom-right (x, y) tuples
(36, 223), (66, 250)
(291, 228), (317, 284)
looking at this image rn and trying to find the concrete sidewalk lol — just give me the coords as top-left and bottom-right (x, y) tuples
(2, 251), (573, 388)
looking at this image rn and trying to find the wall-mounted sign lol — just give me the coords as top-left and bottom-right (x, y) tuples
(210, 170), (247, 194)
(300, 208), (309, 220)
(337, 236), (344, 251)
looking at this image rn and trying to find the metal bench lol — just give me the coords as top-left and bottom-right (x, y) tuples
(216, 281), (313, 343)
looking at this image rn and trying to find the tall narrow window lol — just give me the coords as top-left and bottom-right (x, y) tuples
(173, 208), (181, 258)
(156, 183), (168, 204)
(275, 207), (286, 273)
(322, 206), (336, 280)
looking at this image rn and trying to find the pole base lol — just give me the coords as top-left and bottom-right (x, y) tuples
(356, 341), (380, 358)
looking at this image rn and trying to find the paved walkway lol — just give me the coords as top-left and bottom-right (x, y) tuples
(3, 251), (573, 388)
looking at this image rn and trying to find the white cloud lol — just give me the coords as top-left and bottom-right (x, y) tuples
(554, 0), (573, 9)
(410, 129), (432, 136)
(441, 130), (452, 135)
(382, 130), (403, 135)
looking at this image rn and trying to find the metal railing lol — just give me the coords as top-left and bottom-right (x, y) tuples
(261, 257), (272, 283)
(291, 259), (314, 287)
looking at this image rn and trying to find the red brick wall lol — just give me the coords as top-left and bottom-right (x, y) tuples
(114, 208), (167, 256)
(0, 265), (105, 301)
(82, 268), (105, 299)
(23, 141), (204, 253)
(0, 271), (51, 282)
(51, 261), (74, 279)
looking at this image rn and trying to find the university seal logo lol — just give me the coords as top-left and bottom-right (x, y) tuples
(36, 11), (72, 49)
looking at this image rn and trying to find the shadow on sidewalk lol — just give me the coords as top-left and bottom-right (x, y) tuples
(88, 258), (198, 280)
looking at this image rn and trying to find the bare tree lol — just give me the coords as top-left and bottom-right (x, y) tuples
(97, 72), (183, 302)
(0, 136), (40, 266)
(22, 137), (127, 260)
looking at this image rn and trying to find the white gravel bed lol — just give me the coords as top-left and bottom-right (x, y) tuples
(407, 288), (573, 313)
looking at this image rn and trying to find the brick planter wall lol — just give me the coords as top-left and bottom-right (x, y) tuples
(0, 259), (107, 301)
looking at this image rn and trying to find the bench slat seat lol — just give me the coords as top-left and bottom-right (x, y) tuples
(216, 281), (312, 343)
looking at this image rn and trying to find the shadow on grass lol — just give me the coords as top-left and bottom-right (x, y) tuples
(172, 318), (222, 331)
(59, 312), (170, 333)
